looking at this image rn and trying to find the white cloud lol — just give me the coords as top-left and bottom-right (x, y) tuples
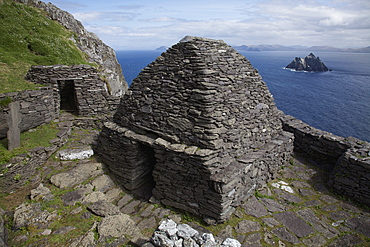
(74, 11), (138, 22)
(57, 0), (370, 49)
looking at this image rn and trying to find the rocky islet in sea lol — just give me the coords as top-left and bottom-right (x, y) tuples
(285, 53), (330, 72)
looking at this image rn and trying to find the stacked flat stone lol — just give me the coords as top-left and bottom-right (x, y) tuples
(0, 87), (56, 139)
(147, 219), (241, 247)
(25, 65), (120, 116)
(98, 36), (294, 222)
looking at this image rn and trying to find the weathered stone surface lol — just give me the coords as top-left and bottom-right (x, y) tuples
(87, 201), (121, 217)
(13, 203), (59, 230)
(259, 198), (285, 212)
(50, 163), (103, 189)
(271, 227), (300, 244)
(82, 192), (107, 205)
(221, 238), (241, 247)
(6, 101), (21, 151)
(274, 211), (314, 238)
(57, 148), (94, 160)
(30, 183), (54, 201)
(90, 174), (115, 192)
(235, 220), (260, 233)
(345, 216), (370, 238)
(149, 219), (240, 247)
(62, 188), (91, 206)
(137, 217), (157, 231)
(97, 213), (141, 240)
(326, 233), (362, 247)
(302, 234), (327, 247)
(242, 196), (268, 218)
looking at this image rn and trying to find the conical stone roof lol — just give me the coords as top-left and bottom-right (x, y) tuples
(114, 36), (282, 151)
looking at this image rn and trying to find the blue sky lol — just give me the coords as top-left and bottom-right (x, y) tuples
(49, 0), (370, 50)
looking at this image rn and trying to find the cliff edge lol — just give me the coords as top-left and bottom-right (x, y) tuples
(14, 0), (128, 96)
(285, 53), (329, 72)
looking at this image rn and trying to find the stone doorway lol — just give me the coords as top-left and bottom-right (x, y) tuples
(132, 143), (157, 199)
(58, 80), (78, 113)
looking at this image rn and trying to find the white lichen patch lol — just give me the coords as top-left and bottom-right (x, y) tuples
(271, 181), (294, 194)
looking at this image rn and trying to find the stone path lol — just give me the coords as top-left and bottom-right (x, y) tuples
(2, 113), (370, 246)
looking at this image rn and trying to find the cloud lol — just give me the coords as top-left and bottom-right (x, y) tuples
(51, 0), (86, 10)
(73, 11), (139, 22)
(142, 17), (187, 22)
(118, 5), (145, 10)
(61, 0), (370, 49)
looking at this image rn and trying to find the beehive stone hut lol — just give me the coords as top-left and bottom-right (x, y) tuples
(97, 36), (294, 223)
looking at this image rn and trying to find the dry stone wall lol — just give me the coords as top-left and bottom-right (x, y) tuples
(0, 87), (56, 139)
(26, 64), (120, 117)
(98, 36), (294, 223)
(328, 146), (370, 205)
(280, 113), (370, 206)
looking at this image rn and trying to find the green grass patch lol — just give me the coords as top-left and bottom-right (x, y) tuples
(255, 190), (274, 200)
(0, 121), (59, 164)
(0, 0), (90, 93)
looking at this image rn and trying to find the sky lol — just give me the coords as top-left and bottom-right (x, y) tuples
(49, 0), (370, 50)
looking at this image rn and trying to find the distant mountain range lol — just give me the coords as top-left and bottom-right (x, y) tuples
(156, 44), (370, 53)
(233, 44), (370, 53)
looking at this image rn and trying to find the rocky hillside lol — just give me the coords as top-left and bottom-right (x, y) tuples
(1, 0), (127, 96)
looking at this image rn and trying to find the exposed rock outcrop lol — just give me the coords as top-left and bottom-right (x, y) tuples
(285, 53), (329, 72)
(14, 0), (128, 96)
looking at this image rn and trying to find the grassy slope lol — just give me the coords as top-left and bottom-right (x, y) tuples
(0, 0), (88, 93)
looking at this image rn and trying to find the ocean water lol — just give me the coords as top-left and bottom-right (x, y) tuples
(115, 50), (370, 142)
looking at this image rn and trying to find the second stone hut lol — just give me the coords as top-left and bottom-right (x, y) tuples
(97, 36), (294, 223)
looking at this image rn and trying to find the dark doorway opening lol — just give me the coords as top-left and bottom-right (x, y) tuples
(132, 143), (157, 200)
(58, 80), (78, 113)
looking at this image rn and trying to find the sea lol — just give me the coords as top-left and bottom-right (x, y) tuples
(115, 50), (370, 142)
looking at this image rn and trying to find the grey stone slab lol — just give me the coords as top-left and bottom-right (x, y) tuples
(322, 204), (339, 212)
(87, 201), (121, 217)
(320, 195), (339, 204)
(259, 198), (285, 213)
(299, 188), (317, 197)
(329, 210), (351, 221)
(117, 194), (134, 208)
(326, 233), (362, 247)
(302, 234), (327, 247)
(271, 227), (300, 244)
(305, 200), (322, 207)
(120, 200), (141, 215)
(278, 192), (302, 203)
(140, 204), (155, 218)
(291, 180), (311, 188)
(7, 101), (21, 151)
(137, 216), (157, 231)
(62, 188), (91, 206)
(346, 216), (370, 238)
(297, 209), (339, 239)
(235, 220), (261, 233)
(242, 196), (268, 218)
(243, 233), (262, 247)
(262, 217), (280, 227)
(274, 211), (315, 238)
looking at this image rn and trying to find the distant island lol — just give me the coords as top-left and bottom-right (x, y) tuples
(285, 53), (329, 72)
(233, 44), (370, 53)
